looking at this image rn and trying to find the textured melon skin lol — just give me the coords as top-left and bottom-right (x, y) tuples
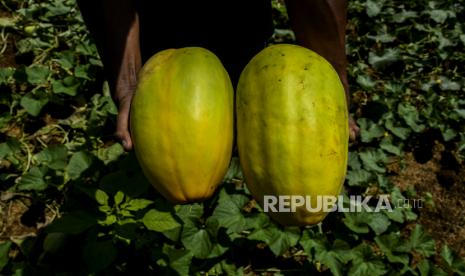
(236, 44), (349, 225)
(130, 47), (234, 204)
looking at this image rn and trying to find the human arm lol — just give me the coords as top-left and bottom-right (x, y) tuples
(285, 0), (359, 140)
(77, 0), (141, 150)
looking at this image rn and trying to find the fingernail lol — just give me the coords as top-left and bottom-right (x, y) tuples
(121, 140), (128, 148)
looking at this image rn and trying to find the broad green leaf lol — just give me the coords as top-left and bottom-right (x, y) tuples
(380, 136), (402, 156)
(358, 118), (385, 143)
(181, 226), (213, 259)
(210, 189), (248, 234)
(125, 199), (153, 211)
(143, 209), (180, 232)
(114, 191), (124, 206)
(52, 76), (80, 96)
(346, 169), (372, 186)
(385, 119), (410, 140)
(348, 152), (362, 170)
(368, 48), (400, 71)
(46, 211), (97, 234)
(392, 10), (418, 23)
(398, 103), (425, 133)
(310, 239), (353, 276)
(43, 233), (67, 253)
(20, 93), (48, 117)
(374, 232), (410, 265)
(0, 143), (11, 160)
(356, 75), (376, 90)
(427, 10), (448, 24)
(75, 64), (92, 80)
(97, 143), (124, 165)
(367, 212), (391, 235)
(163, 245), (193, 275)
(55, 50), (74, 70)
(82, 240), (117, 273)
(95, 189), (109, 206)
(344, 211), (390, 235)
(359, 149), (386, 173)
(249, 225), (300, 256)
(67, 151), (93, 180)
(17, 166), (47, 191)
(0, 241), (12, 271)
(35, 144), (68, 170)
(25, 65), (50, 85)
(366, 0), (384, 17)
(441, 245), (465, 274)
(0, 67), (14, 84)
(349, 243), (387, 276)
(410, 224), (435, 257)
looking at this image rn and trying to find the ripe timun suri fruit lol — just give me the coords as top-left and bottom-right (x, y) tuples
(131, 47), (234, 203)
(236, 44), (349, 225)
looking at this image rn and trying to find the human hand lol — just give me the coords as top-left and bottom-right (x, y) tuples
(349, 115), (360, 142)
(114, 83), (136, 151)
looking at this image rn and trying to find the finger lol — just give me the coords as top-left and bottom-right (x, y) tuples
(348, 117), (360, 142)
(115, 95), (133, 151)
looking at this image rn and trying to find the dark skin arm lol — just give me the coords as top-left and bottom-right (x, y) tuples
(77, 0), (358, 151)
(77, 0), (141, 150)
(286, 0), (359, 140)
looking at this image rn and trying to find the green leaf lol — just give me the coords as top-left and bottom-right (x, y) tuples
(348, 243), (387, 276)
(358, 118), (385, 143)
(162, 245), (193, 275)
(248, 225), (300, 256)
(398, 103), (425, 133)
(346, 169), (372, 186)
(392, 10), (418, 23)
(67, 151), (93, 180)
(95, 189), (109, 206)
(17, 166), (47, 191)
(46, 211), (97, 234)
(356, 75), (376, 90)
(97, 143), (124, 165)
(368, 48), (400, 71)
(20, 93), (48, 117)
(0, 241), (12, 271)
(410, 224), (435, 257)
(441, 245), (465, 274)
(454, 109), (465, 119)
(359, 149), (386, 173)
(142, 209), (180, 232)
(82, 240), (117, 273)
(0, 67), (14, 84)
(125, 199), (153, 211)
(343, 211), (390, 235)
(366, 0), (384, 17)
(114, 191), (124, 206)
(300, 234), (353, 275)
(55, 50), (74, 70)
(210, 189), (248, 234)
(25, 65), (50, 85)
(374, 232), (410, 265)
(75, 64), (92, 80)
(427, 10), (448, 24)
(181, 226), (213, 259)
(35, 144), (68, 170)
(43, 233), (67, 253)
(385, 119), (410, 140)
(52, 76), (80, 96)
(380, 136), (402, 155)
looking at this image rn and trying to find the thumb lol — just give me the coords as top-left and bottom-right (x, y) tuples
(115, 94), (133, 151)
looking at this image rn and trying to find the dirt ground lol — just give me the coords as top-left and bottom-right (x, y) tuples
(389, 143), (465, 258)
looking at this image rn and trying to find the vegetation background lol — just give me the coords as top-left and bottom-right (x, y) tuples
(1, 0), (465, 274)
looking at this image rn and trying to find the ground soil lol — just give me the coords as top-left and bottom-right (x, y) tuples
(389, 142), (465, 258)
